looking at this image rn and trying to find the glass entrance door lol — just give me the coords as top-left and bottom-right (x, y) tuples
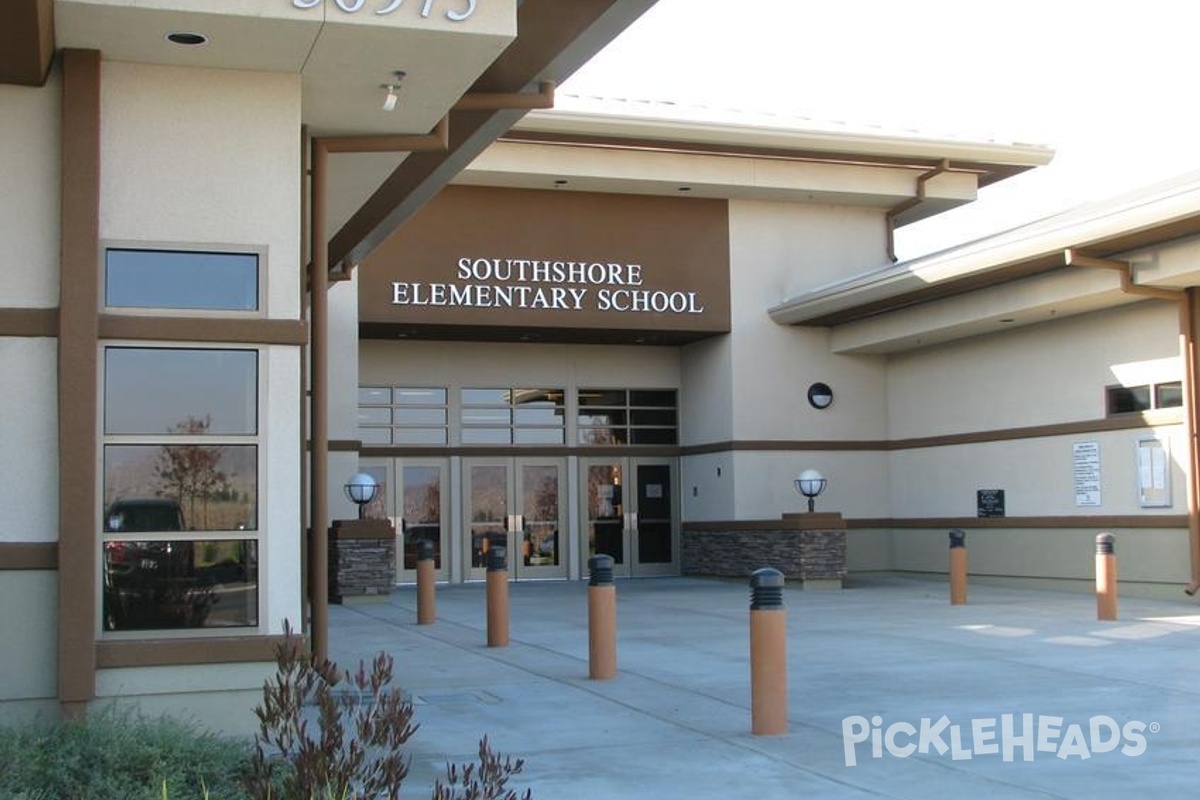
(464, 458), (567, 581)
(582, 458), (678, 578)
(359, 458), (449, 585)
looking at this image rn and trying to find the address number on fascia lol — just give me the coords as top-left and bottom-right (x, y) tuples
(292, 0), (476, 22)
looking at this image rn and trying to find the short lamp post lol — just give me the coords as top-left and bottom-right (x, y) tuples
(794, 469), (827, 513)
(344, 472), (378, 519)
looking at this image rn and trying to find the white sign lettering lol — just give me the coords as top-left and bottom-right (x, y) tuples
(293, 0), (476, 21)
(390, 256), (706, 316)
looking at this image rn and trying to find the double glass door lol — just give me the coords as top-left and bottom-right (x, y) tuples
(359, 458), (449, 584)
(582, 457), (677, 577)
(464, 458), (567, 581)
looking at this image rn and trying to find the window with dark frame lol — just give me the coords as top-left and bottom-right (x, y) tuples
(1106, 381), (1182, 416)
(100, 246), (263, 633)
(578, 388), (678, 445)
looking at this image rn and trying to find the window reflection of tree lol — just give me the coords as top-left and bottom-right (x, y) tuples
(155, 415), (232, 530)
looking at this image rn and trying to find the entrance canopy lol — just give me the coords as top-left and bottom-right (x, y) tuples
(0, 0), (661, 274)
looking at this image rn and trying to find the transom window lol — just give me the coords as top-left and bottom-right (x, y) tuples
(358, 387), (449, 445)
(105, 248), (259, 311)
(461, 388), (565, 445)
(578, 389), (678, 445)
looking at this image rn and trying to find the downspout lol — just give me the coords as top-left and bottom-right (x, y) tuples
(1064, 249), (1200, 595)
(885, 159), (950, 263)
(309, 138), (330, 661)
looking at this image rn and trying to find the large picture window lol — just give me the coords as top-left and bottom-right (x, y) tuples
(101, 346), (260, 632)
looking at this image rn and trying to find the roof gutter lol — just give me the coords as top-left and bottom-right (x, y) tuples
(1065, 248), (1200, 596)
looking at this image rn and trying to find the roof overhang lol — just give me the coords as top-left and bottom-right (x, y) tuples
(770, 171), (1200, 352)
(449, 98), (1052, 222)
(2, 0), (660, 275)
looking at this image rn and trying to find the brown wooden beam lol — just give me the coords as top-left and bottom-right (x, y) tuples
(58, 48), (101, 717)
(0, 0), (55, 87)
(327, 0), (639, 273)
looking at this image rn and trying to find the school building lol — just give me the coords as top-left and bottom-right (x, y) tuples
(4, 0), (1199, 734)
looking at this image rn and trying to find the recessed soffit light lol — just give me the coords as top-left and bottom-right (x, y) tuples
(166, 32), (208, 46)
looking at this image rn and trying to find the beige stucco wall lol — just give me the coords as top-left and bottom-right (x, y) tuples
(864, 298), (1190, 593)
(885, 302), (1185, 518)
(100, 62), (302, 318)
(727, 200), (890, 442)
(328, 278), (362, 521)
(0, 572), (58, 721)
(98, 62), (304, 634)
(0, 339), (59, 543)
(696, 199), (891, 521)
(0, 78), (60, 307)
(0, 78), (60, 542)
(887, 301), (1180, 437)
(96, 663), (276, 736)
(359, 339), (680, 400)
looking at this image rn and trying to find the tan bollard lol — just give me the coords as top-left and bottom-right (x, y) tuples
(416, 538), (436, 625)
(749, 567), (788, 736)
(949, 529), (968, 606)
(1096, 533), (1118, 621)
(486, 544), (509, 647)
(588, 554), (617, 680)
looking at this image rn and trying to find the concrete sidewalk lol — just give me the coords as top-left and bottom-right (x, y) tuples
(328, 576), (1200, 799)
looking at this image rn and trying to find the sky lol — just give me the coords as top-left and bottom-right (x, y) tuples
(561, 0), (1200, 261)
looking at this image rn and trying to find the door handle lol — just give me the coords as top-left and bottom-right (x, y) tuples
(508, 514), (524, 533)
(626, 511), (637, 531)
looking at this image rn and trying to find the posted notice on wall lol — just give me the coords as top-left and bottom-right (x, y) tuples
(1073, 441), (1101, 507)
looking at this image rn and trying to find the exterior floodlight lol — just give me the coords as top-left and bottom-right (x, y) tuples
(344, 472), (379, 518)
(794, 469), (827, 513)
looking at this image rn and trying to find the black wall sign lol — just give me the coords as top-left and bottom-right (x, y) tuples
(977, 489), (1006, 518)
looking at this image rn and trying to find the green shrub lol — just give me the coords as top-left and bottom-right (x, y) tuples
(0, 707), (253, 800)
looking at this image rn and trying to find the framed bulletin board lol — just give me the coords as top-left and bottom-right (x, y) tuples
(1137, 437), (1171, 508)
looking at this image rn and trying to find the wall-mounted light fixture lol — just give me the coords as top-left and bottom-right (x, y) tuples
(344, 472), (379, 519)
(807, 382), (833, 409)
(794, 469), (827, 513)
(381, 70), (407, 111)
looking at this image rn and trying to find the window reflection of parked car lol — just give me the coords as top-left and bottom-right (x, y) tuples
(105, 498), (184, 533)
(103, 498), (212, 630)
(104, 498), (191, 577)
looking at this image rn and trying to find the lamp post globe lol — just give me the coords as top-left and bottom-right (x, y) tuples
(794, 469), (827, 513)
(344, 472), (378, 519)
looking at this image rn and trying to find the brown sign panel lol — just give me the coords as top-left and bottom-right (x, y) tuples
(358, 186), (731, 343)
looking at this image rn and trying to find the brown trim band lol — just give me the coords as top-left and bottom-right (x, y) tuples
(99, 315), (308, 346)
(0, 542), (58, 570)
(681, 410), (1184, 456)
(96, 635), (291, 669)
(0, 308), (58, 337)
(331, 519), (394, 540)
(359, 444), (683, 458)
(846, 515), (1189, 530)
(684, 513), (846, 532)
